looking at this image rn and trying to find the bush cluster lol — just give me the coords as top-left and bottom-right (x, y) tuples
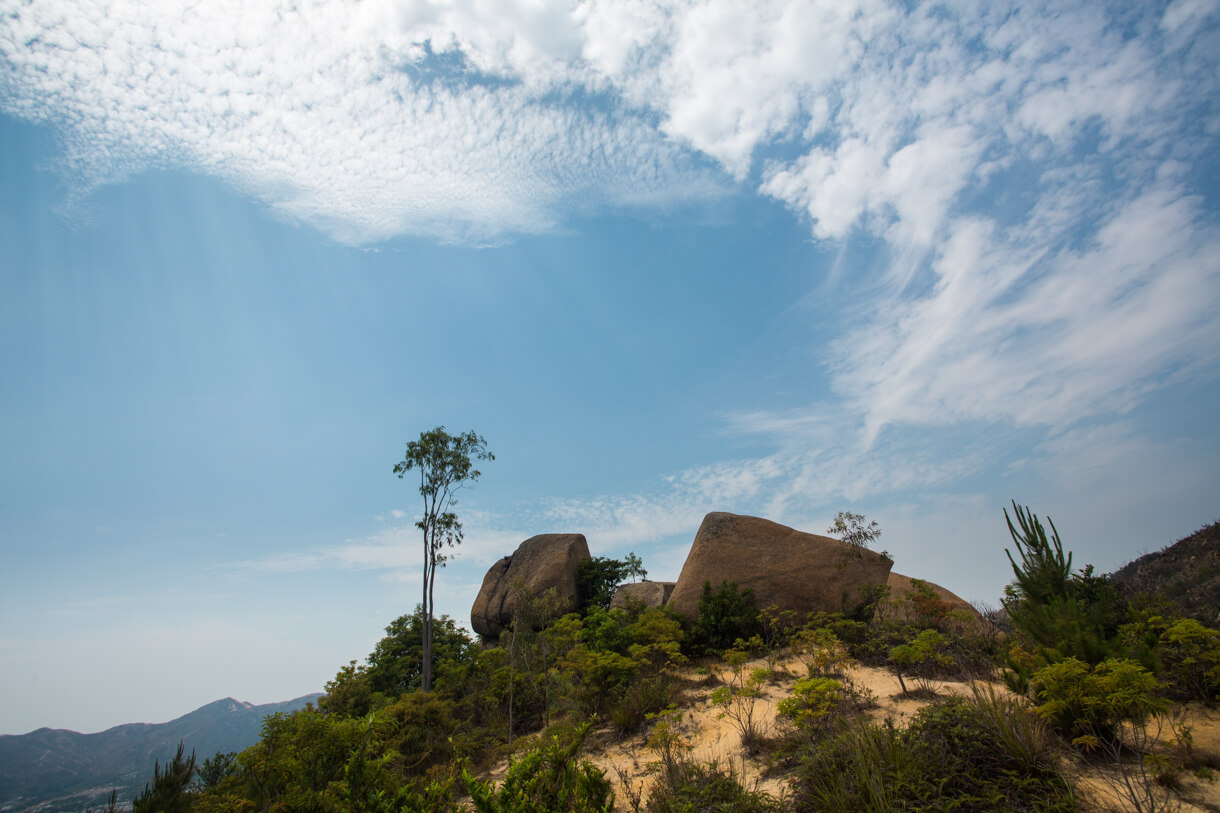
(793, 693), (1075, 812)
(132, 504), (1220, 813)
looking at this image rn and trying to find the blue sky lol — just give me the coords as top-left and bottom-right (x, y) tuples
(2, 0), (1219, 735)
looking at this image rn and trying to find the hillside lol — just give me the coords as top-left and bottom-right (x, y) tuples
(573, 654), (1220, 813)
(1110, 520), (1220, 626)
(0, 694), (320, 813)
(76, 512), (1220, 812)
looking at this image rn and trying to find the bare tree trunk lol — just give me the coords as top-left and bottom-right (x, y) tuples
(507, 627), (515, 745)
(421, 470), (432, 693)
(424, 546), (438, 693)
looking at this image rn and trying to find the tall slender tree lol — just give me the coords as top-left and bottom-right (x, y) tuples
(394, 427), (492, 692)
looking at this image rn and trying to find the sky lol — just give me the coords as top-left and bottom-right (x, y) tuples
(1, 0), (1218, 736)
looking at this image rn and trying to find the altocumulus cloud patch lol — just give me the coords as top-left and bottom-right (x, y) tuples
(0, 0), (722, 244)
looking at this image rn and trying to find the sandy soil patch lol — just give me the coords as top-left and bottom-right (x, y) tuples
(485, 654), (1220, 813)
(583, 655), (1220, 813)
(579, 654), (965, 810)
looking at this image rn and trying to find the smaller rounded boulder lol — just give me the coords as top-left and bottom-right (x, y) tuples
(610, 581), (675, 610)
(471, 534), (590, 638)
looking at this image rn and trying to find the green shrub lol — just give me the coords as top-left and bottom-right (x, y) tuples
(558, 645), (640, 716)
(644, 759), (784, 813)
(577, 554), (646, 614)
(644, 707), (691, 783)
(1032, 657), (1167, 746)
(1157, 617), (1220, 703)
(192, 707), (429, 813)
(790, 627), (850, 677)
(907, 697), (1075, 810)
(777, 677), (846, 732)
(772, 671), (876, 768)
(540, 604), (686, 731)
(968, 683), (1060, 774)
(805, 613), (900, 666)
(463, 725), (614, 813)
(472, 644), (550, 743)
(758, 606), (804, 649)
(625, 608), (687, 671)
(688, 581), (761, 656)
(579, 606), (636, 654)
(793, 696), (1077, 812)
(608, 672), (676, 734)
(710, 648), (771, 753)
(889, 629), (954, 696)
(319, 610), (477, 718)
(382, 692), (461, 774)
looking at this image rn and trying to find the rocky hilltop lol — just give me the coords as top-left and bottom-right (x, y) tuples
(471, 511), (972, 631)
(1110, 520), (1220, 625)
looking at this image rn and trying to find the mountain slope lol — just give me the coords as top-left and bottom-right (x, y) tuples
(1109, 520), (1220, 627)
(0, 694), (321, 812)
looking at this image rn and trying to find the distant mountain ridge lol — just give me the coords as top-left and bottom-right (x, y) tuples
(0, 693), (321, 813)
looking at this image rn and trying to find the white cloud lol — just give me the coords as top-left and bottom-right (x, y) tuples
(231, 527), (418, 574)
(3, 0), (1218, 463)
(832, 184), (1220, 440)
(230, 520), (527, 577)
(6, 0), (1212, 251)
(0, 0), (721, 244)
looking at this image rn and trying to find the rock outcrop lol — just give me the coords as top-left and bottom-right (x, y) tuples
(881, 572), (977, 620)
(610, 581), (676, 610)
(666, 512), (893, 619)
(470, 533), (590, 637)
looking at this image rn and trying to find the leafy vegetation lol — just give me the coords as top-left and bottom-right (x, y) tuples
(825, 510), (888, 558)
(644, 759), (784, 813)
(320, 611), (478, 717)
(133, 742), (196, 813)
(888, 628), (955, 697)
(463, 725), (614, 813)
(124, 503), (1220, 813)
(710, 647), (771, 752)
(576, 553), (647, 613)
(1002, 502), (1128, 683)
(687, 579), (761, 655)
(793, 694), (1076, 812)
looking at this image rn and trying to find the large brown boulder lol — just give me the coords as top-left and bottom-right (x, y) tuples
(470, 533), (590, 637)
(610, 581), (676, 610)
(667, 512), (893, 619)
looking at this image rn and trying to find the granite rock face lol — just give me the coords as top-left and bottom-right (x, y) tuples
(666, 512), (893, 619)
(470, 533), (590, 637)
(610, 581), (676, 610)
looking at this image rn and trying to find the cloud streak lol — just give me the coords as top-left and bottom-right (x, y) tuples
(833, 187), (1220, 441)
